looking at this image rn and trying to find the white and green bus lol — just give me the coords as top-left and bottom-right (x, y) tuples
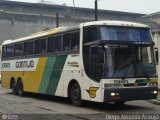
(1, 21), (159, 106)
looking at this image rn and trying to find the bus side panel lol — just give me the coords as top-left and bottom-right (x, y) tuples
(38, 57), (56, 94)
(23, 71), (31, 92)
(61, 55), (82, 98)
(81, 74), (102, 102)
(1, 58), (47, 93)
(1, 71), (24, 89)
(1, 71), (11, 89)
(38, 55), (67, 96)
(1, 60), (22, 89)
(51, 55), (67, 96)
(26, 57), (47, 93)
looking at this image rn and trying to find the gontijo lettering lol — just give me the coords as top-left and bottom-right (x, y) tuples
(16, 60), (34, 68)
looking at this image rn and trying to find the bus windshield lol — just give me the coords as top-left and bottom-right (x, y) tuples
(100, 26), (152, 42)
(83, 26), (156, 79)
(100, 45), (156, 78)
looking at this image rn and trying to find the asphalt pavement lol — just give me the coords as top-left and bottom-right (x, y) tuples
(158, 89), (160, 100)
(156, 89), (160, 101)
(1, 86), (160, 120)
(149, 89), (160, 105)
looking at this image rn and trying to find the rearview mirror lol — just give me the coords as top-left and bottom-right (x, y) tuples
(155, 48), (159, 65)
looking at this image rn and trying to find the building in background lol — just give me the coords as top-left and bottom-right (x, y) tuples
(0, 0), (144, 42)
(143, 12), (160, 24)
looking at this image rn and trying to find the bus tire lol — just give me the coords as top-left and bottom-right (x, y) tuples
(11, 79), (17, 95)
(70, 83), (82, 106)
(17, 79), (24, 96)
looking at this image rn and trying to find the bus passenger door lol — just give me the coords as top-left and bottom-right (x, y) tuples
(88, 45), (103, 102)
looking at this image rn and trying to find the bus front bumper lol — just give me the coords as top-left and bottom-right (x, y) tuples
(103, 87), (158, 102)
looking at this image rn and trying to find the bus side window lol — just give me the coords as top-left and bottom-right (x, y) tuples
(54, 35), (62, 52)
(14, 43), (23, 57)
(71, 31), (80, 51)
(47, 36), (55, 53)
(24, 41), (34, 56)
(2, 46), (6, 58)
(83, 26), (98, 43)
(35, 38), (47, 54)
(6, 45), (14, 58)
(63, 33), (71, 52)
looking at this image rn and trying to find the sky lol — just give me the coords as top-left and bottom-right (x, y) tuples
(9, 0), (160, 14)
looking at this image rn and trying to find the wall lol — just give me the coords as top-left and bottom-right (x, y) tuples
(0, 0), (144, 42)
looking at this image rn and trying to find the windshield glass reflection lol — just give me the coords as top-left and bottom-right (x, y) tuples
(100, 27), (152, 42)
(102, 45), (156, 78)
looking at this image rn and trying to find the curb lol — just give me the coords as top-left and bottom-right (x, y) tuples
(147, 99), (160, 105)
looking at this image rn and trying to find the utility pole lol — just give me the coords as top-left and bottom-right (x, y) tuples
(73, 0), (76, 18)
(95, 0), (98, 21)
(56, 13), (59, 27)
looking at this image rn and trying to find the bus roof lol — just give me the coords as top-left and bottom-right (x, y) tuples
(83, 21), (149, 28)
(2, 25), (80, 45)
(2, 20), (149, 45)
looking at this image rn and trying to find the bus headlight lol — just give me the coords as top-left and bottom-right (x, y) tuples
(111, 92), (115, 96)
(151, 90), (158, 94)
(153, 91), (158, 94)
(111, 92), (119, 96)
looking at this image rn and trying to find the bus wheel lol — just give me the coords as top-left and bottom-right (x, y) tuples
(71, 83), (82, 106)
(115, 101), (126, 105)
(17, 80), (24, 96)
(11, 80), (17, 95)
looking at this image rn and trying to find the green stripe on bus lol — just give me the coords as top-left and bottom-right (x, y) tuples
(46, 55), (67, 95)
(39, 57), (56, 94)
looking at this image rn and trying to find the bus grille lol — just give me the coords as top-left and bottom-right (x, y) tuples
(123, 83), (148, 87)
